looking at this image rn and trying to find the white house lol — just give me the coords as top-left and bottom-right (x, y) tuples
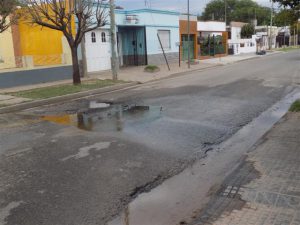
(255, 25), (278, 50)
(228, 22), (257, 55)
(83, 8), (180, 73)
(197, 21), (228, 58)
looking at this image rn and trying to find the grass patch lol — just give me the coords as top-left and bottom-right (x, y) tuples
(276, 46), (300, 52)
(144, 65), (160, 73)
(8, 79), (124, 100)
(289, 100), (300, 112)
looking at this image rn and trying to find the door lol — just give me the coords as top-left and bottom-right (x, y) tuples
(182, 35), (195, 61)
(85, 30), (111, 72)
(119, 27), (147, 66)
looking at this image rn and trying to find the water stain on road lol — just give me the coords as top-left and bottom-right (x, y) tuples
(41, 104), (162, 132)
(106, 89), (300, 225)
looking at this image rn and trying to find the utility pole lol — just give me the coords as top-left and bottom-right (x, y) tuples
(110, 0), (119, 80)
(187, 0), (191, 69)
(224, 0), (227, 25)
(269, 0), (274, 50)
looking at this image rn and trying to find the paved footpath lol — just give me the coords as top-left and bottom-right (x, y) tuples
(0, 52), (279, 108)
(191, 112), (300, 225)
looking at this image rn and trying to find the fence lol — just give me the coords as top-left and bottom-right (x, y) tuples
(228, 37), (257, 55)
(199, 35), (226, 57)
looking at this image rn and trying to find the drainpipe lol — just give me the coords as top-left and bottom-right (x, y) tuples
(269, 0), (273, 50)
(187, 0), (191, 69)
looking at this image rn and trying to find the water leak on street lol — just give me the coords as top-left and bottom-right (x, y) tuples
(41, 103), (163, 132)
(106, 89), (300, 225)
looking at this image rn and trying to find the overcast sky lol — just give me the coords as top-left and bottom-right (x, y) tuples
(115, 0), (275, 14)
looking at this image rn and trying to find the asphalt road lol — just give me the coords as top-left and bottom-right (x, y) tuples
(0, 50), (299, 225)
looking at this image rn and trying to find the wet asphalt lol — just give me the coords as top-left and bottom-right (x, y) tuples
(0, 50), (299, 225)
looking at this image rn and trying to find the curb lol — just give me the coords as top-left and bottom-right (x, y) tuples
(0, 52), (284, 114)
(0, 82), (139, 114)
(0, 65), (221, 114)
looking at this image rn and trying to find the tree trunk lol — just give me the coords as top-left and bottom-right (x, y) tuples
(71, 46), (81, 85)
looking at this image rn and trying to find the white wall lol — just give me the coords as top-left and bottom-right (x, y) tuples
(146, 27), (179, 55)
(228, 35), (257, 54)
(198, 21), (226, 32)
(230, 27), (241, 41)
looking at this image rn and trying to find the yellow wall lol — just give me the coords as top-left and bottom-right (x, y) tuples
(0, 20), (16, 69)
(18, 21), (64, 66)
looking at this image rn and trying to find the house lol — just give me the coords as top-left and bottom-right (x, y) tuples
(0, 18), (16, 70)
(227, 22), (257, 55)
(197, 21), (228, 59)
(255, 25), (278, 50)
(84, 8), (180, 73)
(0, 14), (72, 70)
(179, 15), (198, 61)
(276, 26), (290, 48)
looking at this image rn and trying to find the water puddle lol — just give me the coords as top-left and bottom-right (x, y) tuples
(41, 103), (162, 132)
(106, 89), (300, 225)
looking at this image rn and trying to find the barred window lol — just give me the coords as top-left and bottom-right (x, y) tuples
(158, 30), (171, 50)
(91, 32), (96, 43)
(101, 32), (106, 42)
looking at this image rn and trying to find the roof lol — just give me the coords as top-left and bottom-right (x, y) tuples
(230, 21), (248, 28)
(115, 8), (180, 16)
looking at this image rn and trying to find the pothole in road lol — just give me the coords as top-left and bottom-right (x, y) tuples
(41, 103), (163, 132)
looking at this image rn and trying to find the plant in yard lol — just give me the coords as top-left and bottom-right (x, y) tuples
(290, 100), (300, 112)
(241, 24), (255, 38)
(23, 0), (108, 85)
(0, 0), (19, 33)
(144, 65), (160, 73)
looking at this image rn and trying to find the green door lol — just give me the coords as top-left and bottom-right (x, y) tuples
(182, 35), (194, 61)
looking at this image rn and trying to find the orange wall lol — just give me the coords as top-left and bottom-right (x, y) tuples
(18, 21), (64, 65)
(179, 20), (198, 59)
(16, 6), (76, 66)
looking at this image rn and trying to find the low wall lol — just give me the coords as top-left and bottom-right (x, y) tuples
(0, 66), (72, 89)
(228, 38), (257, 55)
(147, 52), (179, 65)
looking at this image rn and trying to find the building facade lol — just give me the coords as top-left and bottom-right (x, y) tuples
(197, 21), (228, 59)
(0, 18), (16, 70)
(228, 22), (257, 55)
(84, 8), (180, 73)
(179, 15), (198, 61)
(0, 15), (73, 70)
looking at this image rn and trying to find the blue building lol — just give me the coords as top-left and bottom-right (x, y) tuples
(84, 8), (180, 73)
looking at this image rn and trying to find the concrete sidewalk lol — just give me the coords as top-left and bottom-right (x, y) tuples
(0, 51), (272, 94)
(90, 61), (216, 83)
(0, 52), (276, 107)
(191, 112), (300, 225)
(202, 51), (281, 65)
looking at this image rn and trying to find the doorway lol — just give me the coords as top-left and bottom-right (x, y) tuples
(118, 26), (147, 66)
(181, 34), (195, 61)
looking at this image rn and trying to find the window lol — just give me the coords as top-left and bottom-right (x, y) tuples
(158, 30), (171, 50)
(91, 32), (96, 43)
(101, 32), (106, 42)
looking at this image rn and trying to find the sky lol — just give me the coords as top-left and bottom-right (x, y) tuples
(115, 0), (275, 15)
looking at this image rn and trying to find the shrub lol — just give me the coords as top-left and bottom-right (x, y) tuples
(241, 24), (255, 39)
(289, 100), (300, 112)
(144, 65), (160, 73)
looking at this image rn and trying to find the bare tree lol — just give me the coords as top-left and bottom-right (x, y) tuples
(0, 0), (19, 33)
(24, 0), (107, 84)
